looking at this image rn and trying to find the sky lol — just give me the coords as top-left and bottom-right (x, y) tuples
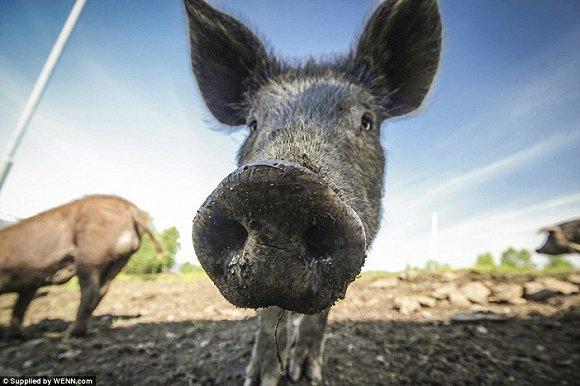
(0, 0), (579, 271)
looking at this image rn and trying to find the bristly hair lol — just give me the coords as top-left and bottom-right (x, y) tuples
(226, 50), (392, 131)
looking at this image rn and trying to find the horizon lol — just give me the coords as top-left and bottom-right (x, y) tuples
(1, 0), (579, 271)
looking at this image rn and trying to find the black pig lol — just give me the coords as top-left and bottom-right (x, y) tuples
(184, 0), (442, 384)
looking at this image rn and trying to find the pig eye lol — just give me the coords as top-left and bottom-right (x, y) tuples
(248, 119), (258, 132)
(360, 114), (373, 132)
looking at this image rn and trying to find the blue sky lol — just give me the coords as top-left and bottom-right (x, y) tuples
(0, 0), (579, 271)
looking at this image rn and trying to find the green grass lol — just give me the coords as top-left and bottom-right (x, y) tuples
(117, 267), (208, 282)
(470, 265), (576, 275)
(357, 271), (399, 282)
(46, 264), (578, 290)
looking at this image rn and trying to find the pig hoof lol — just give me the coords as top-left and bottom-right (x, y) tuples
(287, 353), (322, 385)
(244, 373), (281, 386)
(244, 363), (282, 386)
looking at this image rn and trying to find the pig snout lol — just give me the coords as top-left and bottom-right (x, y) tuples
(192, 161), (366, 314)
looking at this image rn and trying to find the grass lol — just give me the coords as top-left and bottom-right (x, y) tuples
(54, 266), (208, 289)
(470, 265), (576, 275)
(120, 265), (576, 282)
(357, 271), (399, 282)
(117, 267), (208, 282)
(43, 265), (578, 290)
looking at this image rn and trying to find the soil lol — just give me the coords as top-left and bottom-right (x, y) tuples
(1, 271), (579, 385)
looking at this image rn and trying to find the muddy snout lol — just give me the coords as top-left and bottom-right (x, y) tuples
(192, 161), (366, 314)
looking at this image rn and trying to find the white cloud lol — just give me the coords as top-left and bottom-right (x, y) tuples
(0, 57), (243, 267)
(367, 192), (580, 271)
(1, 21), (579, 274)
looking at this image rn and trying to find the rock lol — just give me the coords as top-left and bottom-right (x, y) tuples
(461, 282), (491, 304)
(567, 273), (580, 285)
(398, 271), (418, 282)
(394, 296), (421, 315)
(57, 349), (81, 360)
(370, 277), (399, 289)
(432, 283), (458, 300)
(476, 325), (489, 334)
(432, 283), (472, 306)
(524, 278), (579, 301)
(22, 360), (34, 369)
(449, 292), (471, 307)
(164, 332), (178, 339)
(22, 338), (46, 348)
(469, 304), (492, 313)
(441, 271), (459, 282)
(489, 283), (525, 304)
(135, 342), (155, 352)
(523, 281), (551, 301)
(542, 278), (579, 295)
(451, 311), (506, 323)
(416, 295), (437, 307)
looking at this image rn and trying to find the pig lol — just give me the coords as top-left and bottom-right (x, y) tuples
(536, 219), (580, 255)
(183, 0), (442, 384)
(0, 195), (163, 339)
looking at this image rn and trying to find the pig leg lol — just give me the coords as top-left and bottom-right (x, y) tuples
(66, 267), (101, 338)
(97, 257), (128, 299)
(65, 257), (128, 339)
(6, 287), (38, 339)
(286, 308), (330, 385)
(245, 306), (290, 386)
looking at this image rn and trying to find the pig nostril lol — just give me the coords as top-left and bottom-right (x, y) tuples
(304, 221), (341, 261)
(201, 215), (248, 276)
(219, 218), (248, 257)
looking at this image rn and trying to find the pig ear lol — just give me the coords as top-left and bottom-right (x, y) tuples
(355, 0), (442, 117)
(184, 0), (270, 126)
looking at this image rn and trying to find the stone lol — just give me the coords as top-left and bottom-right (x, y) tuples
(476, 325), (489, 334)
(441, 271), (459, 282)
(542, 277), (579, 295)
(369, 277), (399, 289)
(164, 332), (178, 339)
(416, 295), (437, 307)
(524, 278), (579, 301)
(22, 360), (34, 369)
(489, 283), (525, 304)
(449, 291), (471, 307)
(432, 283), (458, 300)
(461, 282), (491, 304)
(394, 296), (421, 315)
(567, 273), (580, 285)
(57, 349), (81, 360)
(398, 271), (418, 282)
(523, 281), (551, 301)
(451, 311), (506, 323)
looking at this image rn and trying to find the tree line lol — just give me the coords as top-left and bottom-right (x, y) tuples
(475, 247), (574, 271)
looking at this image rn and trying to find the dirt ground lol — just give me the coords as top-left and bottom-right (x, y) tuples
(1, 271), (579, 385)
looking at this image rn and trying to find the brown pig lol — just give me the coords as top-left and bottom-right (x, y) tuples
(0, 195), (162, 339)
(537, 219), (580, 255)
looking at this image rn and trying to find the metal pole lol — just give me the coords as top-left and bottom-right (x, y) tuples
(0, 0), (87, 193)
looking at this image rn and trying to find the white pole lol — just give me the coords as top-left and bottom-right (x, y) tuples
(430, 211), (439, 261)
(0, 0), (87, 193)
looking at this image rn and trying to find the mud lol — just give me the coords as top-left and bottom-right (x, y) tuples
(1, 272), (579, 385)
